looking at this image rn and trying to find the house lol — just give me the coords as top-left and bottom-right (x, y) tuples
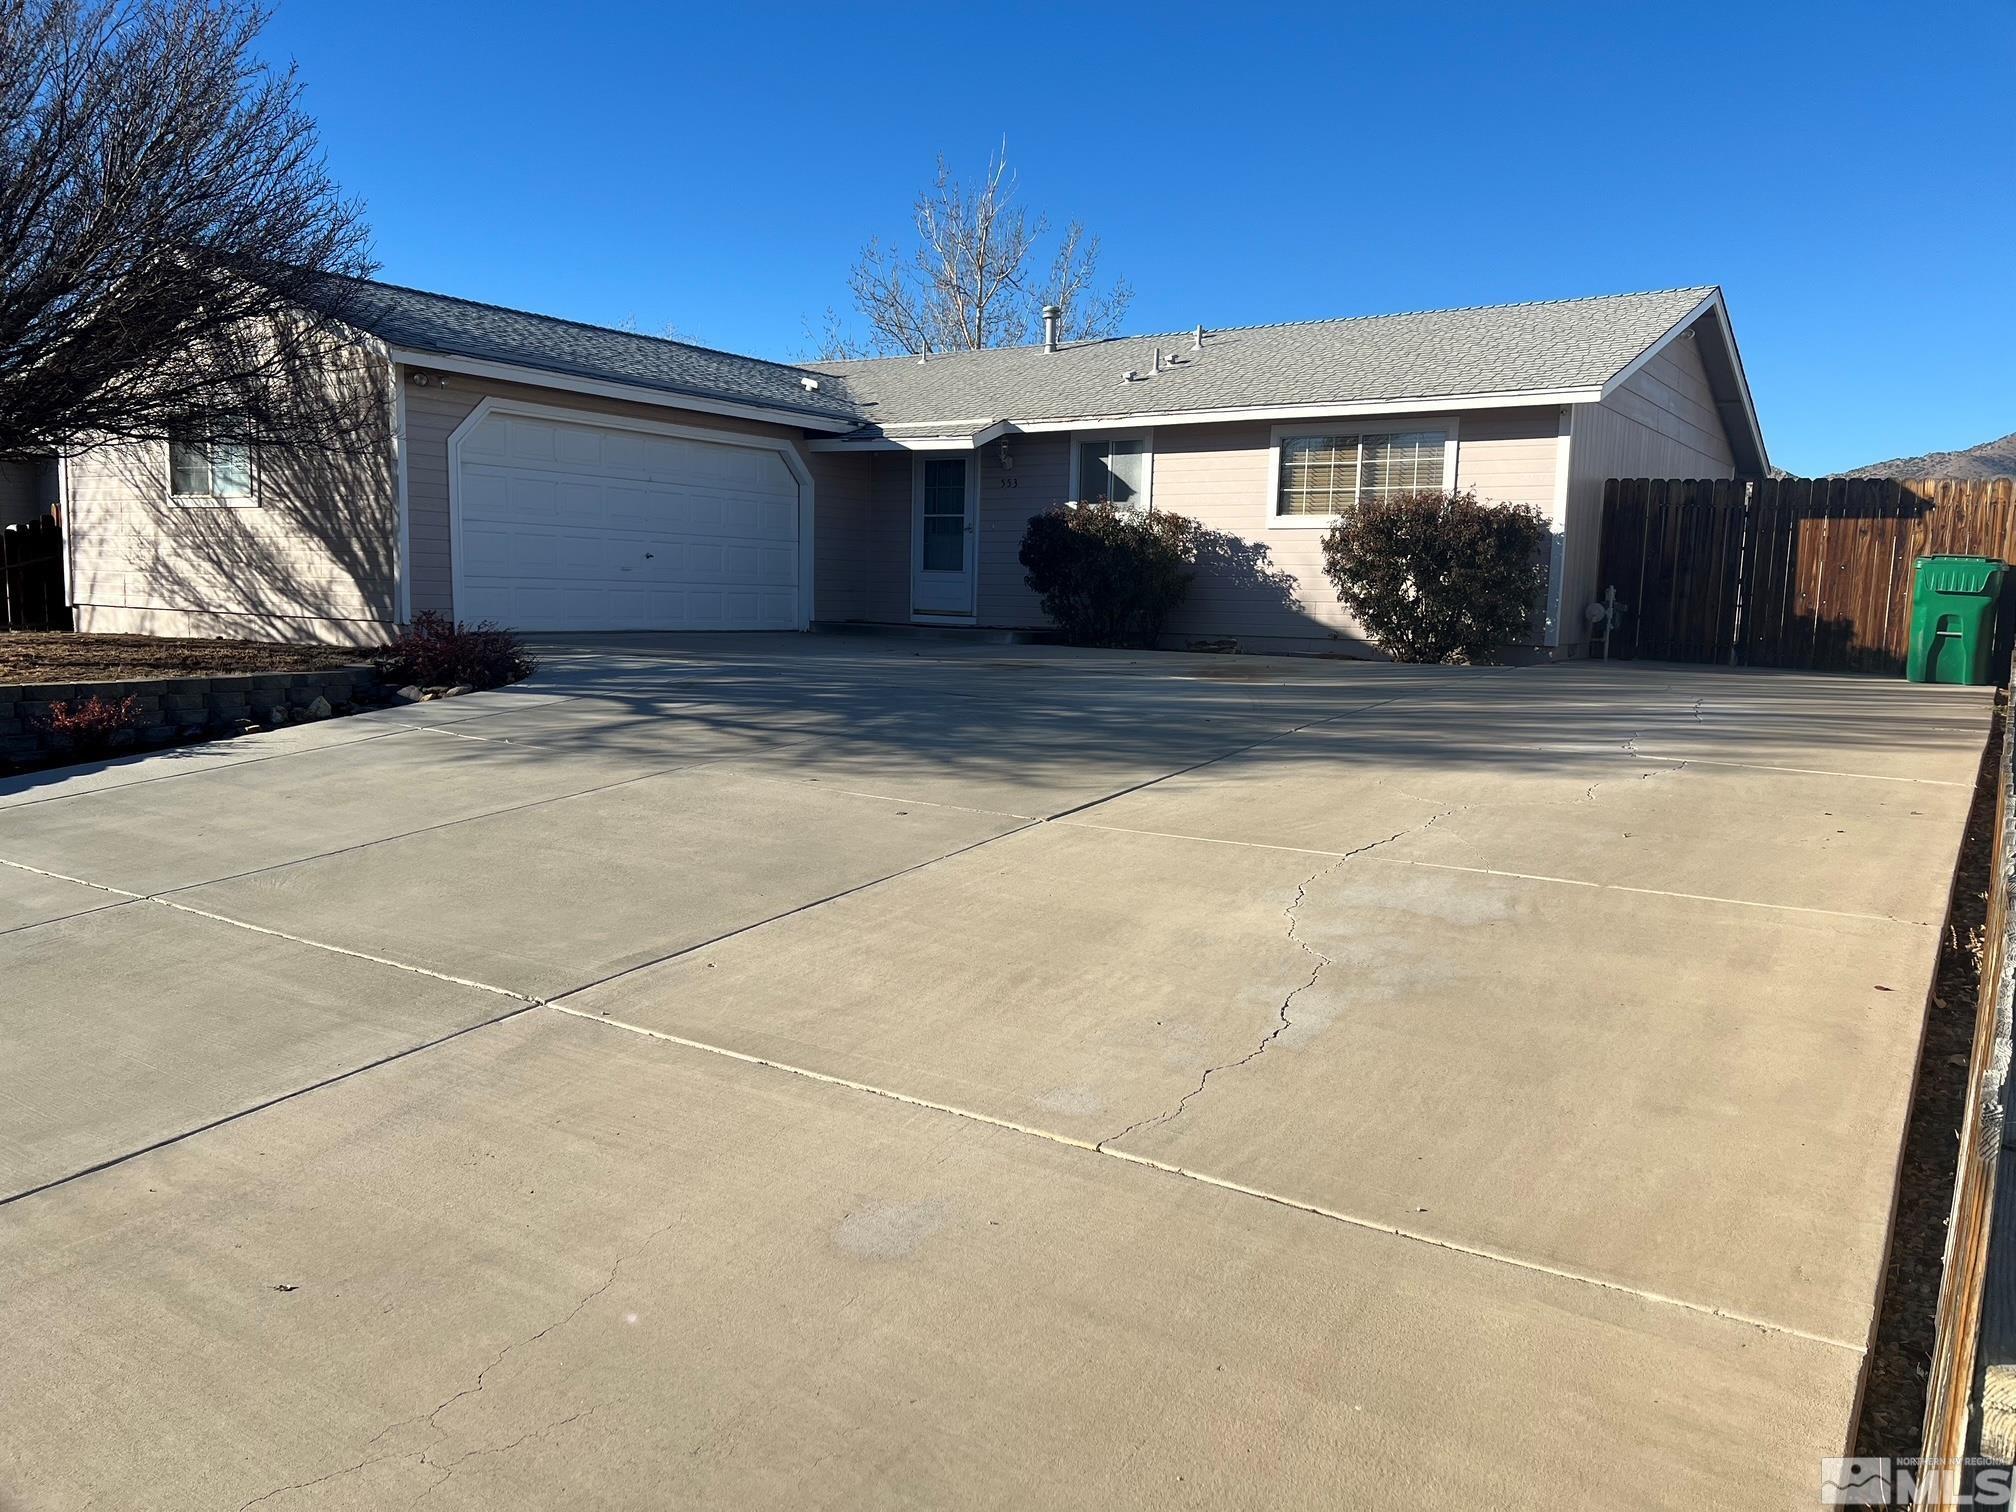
(59, 279), (1766, 656)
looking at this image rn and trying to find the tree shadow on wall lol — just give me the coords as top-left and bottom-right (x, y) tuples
(1162, 526), (1325, 649)
(73, 337), (396, 645)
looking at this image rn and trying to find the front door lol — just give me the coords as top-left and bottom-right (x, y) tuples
(911, 455), (975, 618)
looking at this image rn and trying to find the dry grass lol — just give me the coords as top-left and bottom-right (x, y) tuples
(0, 631), (370, 683)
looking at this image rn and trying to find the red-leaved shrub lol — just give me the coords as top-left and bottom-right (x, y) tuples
(37, 694), (145, 755)
(372, 611), (535, 690)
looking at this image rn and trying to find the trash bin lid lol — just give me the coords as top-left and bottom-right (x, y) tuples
(1916, 555), (2005, 595)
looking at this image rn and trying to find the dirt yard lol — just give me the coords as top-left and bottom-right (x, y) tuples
(0, 631), (371, 682)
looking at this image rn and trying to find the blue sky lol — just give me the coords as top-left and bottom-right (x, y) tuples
(260, 0), (2012, 475)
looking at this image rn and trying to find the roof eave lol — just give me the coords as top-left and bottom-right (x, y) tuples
(809, 389), (1609, 449)
(384, 346), (863, 433)
(1595, 289), (1769, 475)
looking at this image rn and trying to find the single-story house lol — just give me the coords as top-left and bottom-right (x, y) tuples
(58, 279), (1766, 656)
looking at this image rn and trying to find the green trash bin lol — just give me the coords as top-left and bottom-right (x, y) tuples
(1907, 555), (2005, 684)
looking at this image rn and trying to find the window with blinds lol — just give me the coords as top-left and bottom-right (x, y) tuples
(1276, 429), (1446, 517)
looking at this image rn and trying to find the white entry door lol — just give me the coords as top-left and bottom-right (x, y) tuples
(453, 407), (802, 631)
(911, 455), (976, 618)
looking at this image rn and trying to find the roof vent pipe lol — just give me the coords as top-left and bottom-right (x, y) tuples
(1193, 324), (1205, 351)
(1042, 304), (1062, 353)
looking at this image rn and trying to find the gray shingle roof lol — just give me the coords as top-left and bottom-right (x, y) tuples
(313, 277), (1719, 441)
(315, 276), (863, 425)
(807, 287), (1717, 436)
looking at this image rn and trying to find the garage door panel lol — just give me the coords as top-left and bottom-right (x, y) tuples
(553, 424), (603, 467)
(555, 480), (601, 524)
(455, 412), (801, 632)
(504, 417), (557, 465)
(461, 415), (508, 462)
(602, 482), (665, 534)
(509, 475), (561, 524)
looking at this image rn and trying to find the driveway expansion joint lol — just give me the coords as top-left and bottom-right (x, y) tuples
(547, 1002), (1861, 1352)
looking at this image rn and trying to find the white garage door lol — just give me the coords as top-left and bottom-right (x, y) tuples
(454, 409), (801, 631)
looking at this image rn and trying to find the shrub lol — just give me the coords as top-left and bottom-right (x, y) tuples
(372, 611), (536, 690)
(37, 693), (145, 755)
(1019, 502), (1203, 646)
(1319, 490), (1550, 664)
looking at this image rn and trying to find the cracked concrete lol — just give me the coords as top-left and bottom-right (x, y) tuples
(235, 1222), (684, 1512)
(0, 635), (1995, 1510)
(1094, 811), (1457, 1151)
(0, 1008), (1871, 1510)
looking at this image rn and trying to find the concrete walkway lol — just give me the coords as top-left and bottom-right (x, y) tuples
(0, 635), (1993, 1509)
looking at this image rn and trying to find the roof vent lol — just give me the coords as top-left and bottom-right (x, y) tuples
(1193, 325), (1205, 351)
(1121, 369), (1139, 383)
(799, 376), (820, 392)
(1042, 304), (1062, 353)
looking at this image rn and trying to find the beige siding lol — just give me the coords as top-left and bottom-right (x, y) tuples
(1559, 328), (1737, 651)
(977, 435), (1067, 626)
(1144, 408), (1561, 650)
(402, 370), (817, 620)
(66, 356), (399, 645)
(808, 449), (909, 623)
(806, 436), (1066, 628)
(842, 408), (1567, 646)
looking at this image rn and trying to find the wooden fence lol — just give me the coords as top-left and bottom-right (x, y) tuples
(1917, 690), (2015, 1509)
(1596, 477), (2016, 673)
(0, 514), (68, 632)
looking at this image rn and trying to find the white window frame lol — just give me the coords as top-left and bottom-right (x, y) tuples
(1267, 417), (1459, 529)
(1068, 429), (1154, 510)
(166, 436), (259, 509)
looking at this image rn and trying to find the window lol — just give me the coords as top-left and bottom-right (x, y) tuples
(1274, 426), (1451, 520)
(919, 457), (967, 571)
(168, 438), (254, 505)
(1076, 435), (1150, 508)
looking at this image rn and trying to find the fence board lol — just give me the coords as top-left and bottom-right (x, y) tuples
(1596, 477), (2016, 674)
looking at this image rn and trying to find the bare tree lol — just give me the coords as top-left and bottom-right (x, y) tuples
(819, 145), (1132, 358)
(0, 0), (377, 458)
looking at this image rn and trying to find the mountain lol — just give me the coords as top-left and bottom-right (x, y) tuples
(1838, 432), (2016, 479)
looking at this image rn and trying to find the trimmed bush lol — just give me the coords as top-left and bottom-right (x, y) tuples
(1319, 489), (1549, 664)
(1019, 502), (1202, 646)
(373, 611), (536, 690)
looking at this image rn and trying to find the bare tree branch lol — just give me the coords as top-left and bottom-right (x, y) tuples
(0, 0), (378, 458)
(802, 305), (872, 362)
(1041, 220), (1131, 343)
(821, 142), (1131, 356)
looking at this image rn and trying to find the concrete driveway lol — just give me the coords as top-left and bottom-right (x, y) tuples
(0, 634), (1993, 1510)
